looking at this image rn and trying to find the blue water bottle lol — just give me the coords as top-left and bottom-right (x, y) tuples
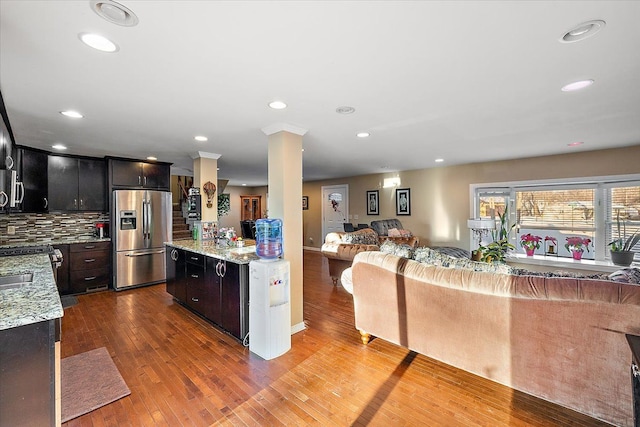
(255, 218), (283, 260)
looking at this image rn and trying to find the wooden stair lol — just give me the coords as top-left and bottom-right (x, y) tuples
(172, 203), (191, 240)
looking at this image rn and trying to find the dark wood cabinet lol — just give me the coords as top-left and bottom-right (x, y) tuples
(52, 244), (70, 295)
(166, 247), (248, 340)
(109, 159), (170, 190)
(16, 147), (48, 213)
(0, 114), (14, 213)
(56, 241), (111, 295)
(48, 155), (106, 212)
(166, 247), (186, 302)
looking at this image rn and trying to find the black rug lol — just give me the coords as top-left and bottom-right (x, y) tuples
(61, 295), (78, 308)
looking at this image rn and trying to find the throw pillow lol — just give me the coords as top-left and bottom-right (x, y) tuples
(609, 268), (640, 284)
(387, 228), (401, 237)
(341, 228), (379, 245)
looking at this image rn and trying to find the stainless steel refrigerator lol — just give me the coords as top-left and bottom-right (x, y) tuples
(112, 189), (172, 290)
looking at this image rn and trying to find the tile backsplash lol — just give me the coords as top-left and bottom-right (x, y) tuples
(0, 212), (109, 244)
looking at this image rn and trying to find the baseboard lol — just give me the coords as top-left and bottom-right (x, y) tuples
(291, 322), (306, 335)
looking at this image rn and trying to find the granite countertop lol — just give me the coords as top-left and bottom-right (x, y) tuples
(0, 254), (63, 330)
(166, 239), (260, 264)
(0, 236), (111, 249)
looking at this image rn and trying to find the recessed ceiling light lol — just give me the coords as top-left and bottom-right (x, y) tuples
(435, 158), (444, 163)
(268, 101), (287, 110)
(568, 141), (584, 147)
(79, 32), (119, 52)
(52, 144), (67, 150)
(242, 183), (247, 186)
(561, 79), (594, 92)
(60, 110), (84, 118)
(356, 132), (370, 138)
(194, 136), (208, 142)
(146, 156), (157, 161)
(560, 20), (605, 43)
(336, 106), (355, 114)
(90, 0), (139, 27)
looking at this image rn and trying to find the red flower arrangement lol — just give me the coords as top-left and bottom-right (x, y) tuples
(565, 236), (591, 253)
(520, 233), (542, 250)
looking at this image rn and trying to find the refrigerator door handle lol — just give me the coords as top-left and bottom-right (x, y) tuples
(125, 249), (166, 257)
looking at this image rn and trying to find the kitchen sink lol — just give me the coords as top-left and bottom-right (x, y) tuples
(0, 273), (34, 290)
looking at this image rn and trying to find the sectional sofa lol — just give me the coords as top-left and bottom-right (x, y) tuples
(350, 247), (640, 426)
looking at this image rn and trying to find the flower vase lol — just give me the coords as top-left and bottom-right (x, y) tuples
(525, 248), (535, 256)
(571, 250), (583, 260)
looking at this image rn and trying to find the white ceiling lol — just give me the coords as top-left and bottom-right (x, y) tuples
(1, 1), (639, 186)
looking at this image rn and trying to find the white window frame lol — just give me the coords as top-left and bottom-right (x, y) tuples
(470, 173), (640, 266)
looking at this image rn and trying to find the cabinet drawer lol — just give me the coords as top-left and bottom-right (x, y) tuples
(70, 241), (110, 253)
(69, 250), (109, 270)
(185, 252), (205, 267)
(70, 266), (109, 292)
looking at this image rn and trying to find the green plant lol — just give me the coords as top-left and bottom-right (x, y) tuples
(609, 210), (640, 252)
(480, 239), (515, 263)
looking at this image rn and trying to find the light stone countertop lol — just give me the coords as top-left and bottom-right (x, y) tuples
(0, 236), (111, 249)
(0, 253), (63, 330)
(166, 239), (260, 264)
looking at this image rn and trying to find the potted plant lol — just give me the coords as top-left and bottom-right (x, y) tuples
(480, 239), (515, 263)
(608, 212), (639, 266)
(565, 236), (591, 260)
(520, 233), (541, 256)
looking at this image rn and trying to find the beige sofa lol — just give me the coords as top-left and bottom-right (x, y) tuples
(351, 251), (640, 426)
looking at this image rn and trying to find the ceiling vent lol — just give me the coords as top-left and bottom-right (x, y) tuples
(90, 0), (139, 27)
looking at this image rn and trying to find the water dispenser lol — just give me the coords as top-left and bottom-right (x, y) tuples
(255, 218), (283, 260)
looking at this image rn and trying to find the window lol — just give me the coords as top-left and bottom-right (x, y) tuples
(473, 177), (640, 262)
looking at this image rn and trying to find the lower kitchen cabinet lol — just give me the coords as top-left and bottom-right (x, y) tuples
(166, 247), (186, 302)
(56, 241), (111, 295)
(165, 246), (248, 340)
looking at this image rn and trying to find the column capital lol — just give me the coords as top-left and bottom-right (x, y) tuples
(261, 123), (308, 137)
(190, 151), (221, 160)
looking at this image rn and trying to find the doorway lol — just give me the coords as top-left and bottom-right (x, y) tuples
(321, 184), (349, 241)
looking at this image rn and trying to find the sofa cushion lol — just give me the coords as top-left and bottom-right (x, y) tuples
(341, 228), (379, 245)
(432, 246), (471, 259)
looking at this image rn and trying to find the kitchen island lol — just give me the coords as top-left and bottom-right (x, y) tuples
(0, 253), (62, 427)
(165, 240), (259, 341)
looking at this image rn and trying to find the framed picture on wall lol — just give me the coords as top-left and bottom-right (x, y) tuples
(366, 190), (379, 215)
(396, 188), (411, 215)
(302, 196), (309, 210)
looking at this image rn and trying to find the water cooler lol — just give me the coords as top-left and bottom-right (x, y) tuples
(249, 259), (291, 360)
(249, 218), (289, 360)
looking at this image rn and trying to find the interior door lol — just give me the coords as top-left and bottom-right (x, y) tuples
(321, 184), (349, 241)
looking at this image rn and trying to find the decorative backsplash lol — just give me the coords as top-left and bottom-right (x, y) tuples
(0, 212), (109, 244)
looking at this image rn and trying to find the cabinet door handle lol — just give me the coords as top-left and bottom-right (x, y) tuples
(74, 198), (78, 209)
(144, 176), (147, 186)
(44, 197), (48, 209)
(85, 245), (96, 249)
(191, 297), (199, 302)
(138, 176), (141, 185)
(84, 258), (96, 263)
(191, 274), (199, 278)
(84, 276), (97, 281)
(171, 249), (178, 261)
(190, 256), (199, 261)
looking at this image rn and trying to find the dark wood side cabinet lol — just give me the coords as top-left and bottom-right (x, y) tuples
(56, 241), (110, 295)
(48, 155), (106, 212)
(109, 158), (170, 190)
(166, 246), (248, 340)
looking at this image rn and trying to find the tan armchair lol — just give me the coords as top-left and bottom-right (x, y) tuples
(320, 229), (379, 285)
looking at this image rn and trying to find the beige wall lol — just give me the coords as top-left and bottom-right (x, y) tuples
(302, 145), (640, 250)
(218, 185), (268, 232)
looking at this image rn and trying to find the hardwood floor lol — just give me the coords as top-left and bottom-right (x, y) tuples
(61, 250), (610, 426)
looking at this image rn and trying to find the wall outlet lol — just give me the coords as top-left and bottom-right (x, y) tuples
(354, 214), (359, 220)
(7, 225), (16, 235)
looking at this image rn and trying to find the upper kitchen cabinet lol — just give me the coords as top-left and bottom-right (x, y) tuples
(48, 155), (106, 212)
(0, 92), (15, 213)
(15, 147), (48, 213)
(108, 158), (171, 190)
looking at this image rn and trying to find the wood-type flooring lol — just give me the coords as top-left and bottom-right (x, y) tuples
(61, 250), (610, 426)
